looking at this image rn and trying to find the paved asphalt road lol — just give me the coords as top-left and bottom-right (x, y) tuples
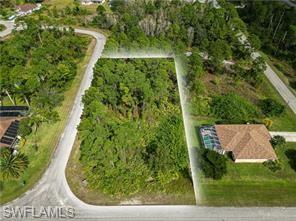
(252, 52), (296, 114)
(1, 22), (296, 220)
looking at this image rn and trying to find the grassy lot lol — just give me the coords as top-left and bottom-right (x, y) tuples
(66, 137), (196, 205)
(0, 36), (94, 205)
(199, 142), (296, 206)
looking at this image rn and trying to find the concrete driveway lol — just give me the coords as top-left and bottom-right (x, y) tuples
(270, 132), (296, 142)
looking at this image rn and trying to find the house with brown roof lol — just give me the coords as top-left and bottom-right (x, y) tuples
(200, 124), (277, 163)
(16, 3), (41, 16)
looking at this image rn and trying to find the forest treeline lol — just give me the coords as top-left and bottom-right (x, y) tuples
(78, 58), (190, 196)
(95, 1), (247, 61)
(238, 0), (296, 69)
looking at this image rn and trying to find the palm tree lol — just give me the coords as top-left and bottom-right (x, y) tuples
(0, 149), (29, 180)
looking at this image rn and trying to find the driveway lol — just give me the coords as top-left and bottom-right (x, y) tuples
(270, 132), (296, 142)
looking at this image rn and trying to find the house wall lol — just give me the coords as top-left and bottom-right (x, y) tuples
(234, 159), (270, 163)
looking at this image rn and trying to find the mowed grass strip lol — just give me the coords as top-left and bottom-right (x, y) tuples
(0, 36), (94, 205)
(200, 181), (296, 206)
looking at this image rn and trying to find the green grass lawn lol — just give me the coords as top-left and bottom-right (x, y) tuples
(199, 142), (296, 206)
(189, 116), (296, 206)
(0, 36), (94, 205)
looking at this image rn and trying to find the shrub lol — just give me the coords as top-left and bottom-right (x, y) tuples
(211, 93), (258, 123)
(263, 160), (282, 172)
(259, 98), (285, 117)
(270, 135), (286, 149)
(197, 148), (227, 180)
(18, 119), (32, 139)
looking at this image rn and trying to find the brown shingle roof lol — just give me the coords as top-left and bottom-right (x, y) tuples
(215, 124), (277, 160)
(17, 3), (36, 13)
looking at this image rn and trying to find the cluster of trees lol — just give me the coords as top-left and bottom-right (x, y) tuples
(79, 59), (190, 196)
(197, 148), (227, 180)
(231, 56), (266, 87)
(0, 18), (88, 181)
(238, 1), (296, 69)
(0, 18), (88, 136)
(93, 0), (248, 63)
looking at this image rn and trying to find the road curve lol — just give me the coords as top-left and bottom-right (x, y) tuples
(1, 22), (296, 221)
(0, 20), (14, 38)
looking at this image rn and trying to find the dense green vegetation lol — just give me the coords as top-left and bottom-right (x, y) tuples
(0, 18), (90, 203)
(0, 18), (88, 126)
(94, 1), (247, 60)
(238, 1), (296, 69)
(197, 148), (227, 180)
(78, 58), (193, 198)
(211, 93), (259, 123)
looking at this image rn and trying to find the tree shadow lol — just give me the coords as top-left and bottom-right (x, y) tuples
(285, 149), (296, 172)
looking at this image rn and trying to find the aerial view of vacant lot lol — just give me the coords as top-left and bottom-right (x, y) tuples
(67, 58), (195, 205)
